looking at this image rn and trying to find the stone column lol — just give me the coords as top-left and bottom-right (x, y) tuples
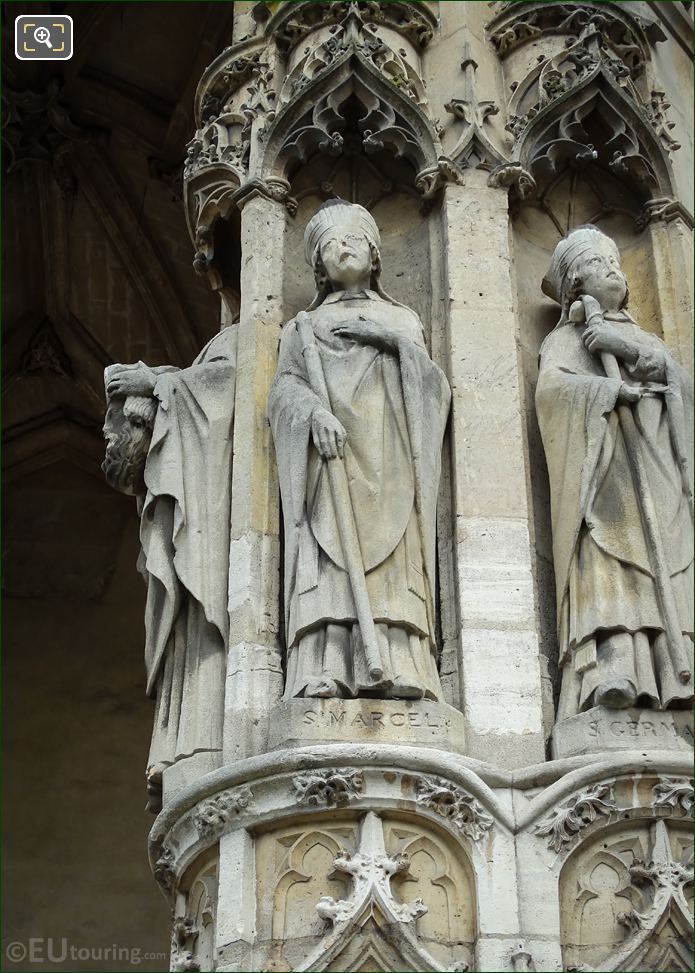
(224, 189), (286, 763)
(647, 212), (695, 373)
(442, 169), (546, 768)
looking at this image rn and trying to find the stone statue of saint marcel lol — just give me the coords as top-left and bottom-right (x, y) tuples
(269, 200), (451, 701)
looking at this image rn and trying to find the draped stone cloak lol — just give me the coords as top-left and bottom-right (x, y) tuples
(536, 312), (694, 714)
(140, 325), (237, 767)
(268, 292), (450, 697)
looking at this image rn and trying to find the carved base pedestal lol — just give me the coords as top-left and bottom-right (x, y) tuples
(151, 745), (694, 972)
(551, 707), (694, 759)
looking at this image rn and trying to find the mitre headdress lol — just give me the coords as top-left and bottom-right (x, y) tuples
(304, 199), (380, 264)
(542, 224), (621, 306)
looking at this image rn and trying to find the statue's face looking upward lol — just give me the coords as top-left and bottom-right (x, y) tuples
(319, 229), (372, 290)
(571, 244), (627, 311)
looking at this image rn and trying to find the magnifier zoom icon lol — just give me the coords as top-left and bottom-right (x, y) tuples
(34, 26), (53, 48)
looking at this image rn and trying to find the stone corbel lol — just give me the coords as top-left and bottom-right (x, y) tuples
(415, 156), (465, 203)
(487, 161), (536, 200)
(233, 176), (297, 215)
(634, 196), (694, 232)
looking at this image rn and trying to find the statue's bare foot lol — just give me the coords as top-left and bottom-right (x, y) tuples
(595, 678), (637, 709)
(304, 676), (340, 698)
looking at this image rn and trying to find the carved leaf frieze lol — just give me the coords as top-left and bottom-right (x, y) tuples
(193, 786), (254, 840)
(487, 2), (661, 69)
(415, 776), (494, 840)
(293, 768), (364, 807)
(154, 844), (176, 894)
(535, 783), (617, 852)
(272, 1), (436, 54)
(652, 778), (694, 817)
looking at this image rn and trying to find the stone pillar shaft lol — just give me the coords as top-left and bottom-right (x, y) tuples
(442, 172), (546, 768)
(224, 191), (285, 764)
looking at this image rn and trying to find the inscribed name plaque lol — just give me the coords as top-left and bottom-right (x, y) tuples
(551, 706), (694, 759)
(267, 698), (467, 754)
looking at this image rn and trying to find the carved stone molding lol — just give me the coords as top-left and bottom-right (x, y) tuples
(171, 861), (217, 973)
(443, 43), (505, 172)
(278, 3), (428, 110)
(316, 812), (427, 926)
(511, 943), (536, 972)
(535, 783), (617, 852)
(486, 2), (663, 66)
(487, 6), (677, 203)
(193, 786), (254, 840)
(415, 775), (494, 840)
(560, 817), (694, 972)
(487, 161), (536, 199)
(269, 1), (437, 55)
(415, 157), (464, 201)
(293, 768), (364, 807)
(264, 59), (439, 184)
(652, 778), (694, 817)
(634, 196), (695, 232)
(154, 844), (176, 894)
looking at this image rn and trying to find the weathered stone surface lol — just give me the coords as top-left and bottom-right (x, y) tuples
(269, 201), (450, 703)
(552, 707), (694, 759)
(267, 699), (467, 754)
(537, 226), (694, 734)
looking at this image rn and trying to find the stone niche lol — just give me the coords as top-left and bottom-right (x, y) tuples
(560, 816), (694, 972)
(254, 810), (477, 972)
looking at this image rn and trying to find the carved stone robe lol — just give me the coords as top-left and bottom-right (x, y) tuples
(269, 291), (450, 700)
(536, 311), (694, 718)
(141, 325), (237, 771)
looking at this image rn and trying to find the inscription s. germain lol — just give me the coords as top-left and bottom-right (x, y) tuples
(588, 716), (694, 743)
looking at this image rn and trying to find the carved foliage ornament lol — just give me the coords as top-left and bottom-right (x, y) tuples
(415, 776), (494, 840)
(652, 778), (694, 817)
(293, 768), (364, 807)
(486, 2), (660, 68)
(316, 812), (427, 926)
(271, 1), (436, 54)
(193, 786), (254, 840)
(279, 3), (427, 110)
(535, 783), (617, 852)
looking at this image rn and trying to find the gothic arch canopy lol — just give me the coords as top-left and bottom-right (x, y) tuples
(259, 50), (441, 186)
(513, 61), (675, 201)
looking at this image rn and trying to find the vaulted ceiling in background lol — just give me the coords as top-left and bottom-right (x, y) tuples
(3, 2), (234, 598)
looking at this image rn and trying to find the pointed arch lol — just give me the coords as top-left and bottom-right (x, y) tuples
(515, 63), (675, 200)
(259, 50), (441, 185)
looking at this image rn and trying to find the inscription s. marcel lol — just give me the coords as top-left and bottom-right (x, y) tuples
(302, 709), (451, 729)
